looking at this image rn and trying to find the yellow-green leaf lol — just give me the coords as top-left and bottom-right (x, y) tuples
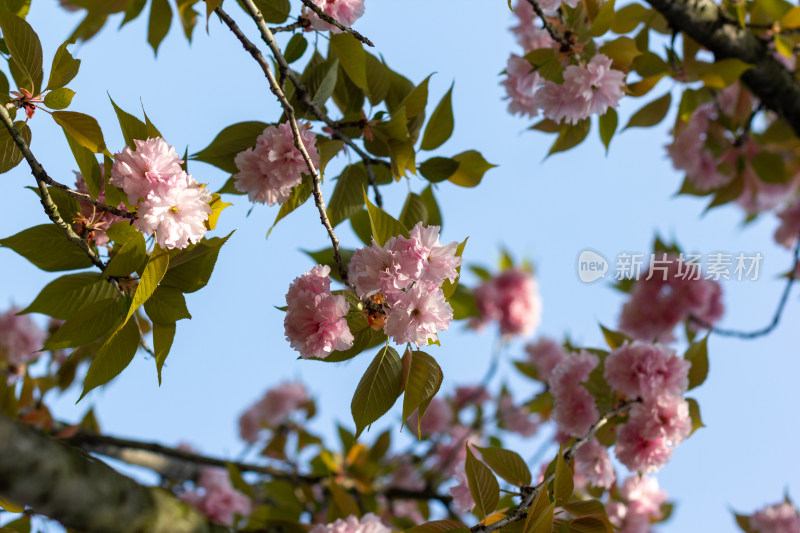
(0, 4), (43, 94)
(364, 189), (409, 246)
(465, 444), (499, 520)
(685, 335), (709, 390)
(351, 346), (404, 438)
(402, 350), (443, 436)
(588, 0), (615, 36)
(52, 110), (108, 155)
(43, 87), (74, 109)
(448, 150), (496, 187)
(420, 84), (454, 151)
(624, 92), (671, 129)
(80, 318), (140, 400)
(700, 58), (753, 89)
(475, 446), (532, 487)
(147, 0), (172, 55)
(330, 33), (367, 90)
(124, 245), (169, 326)
(0, 120), (28, 174)
(46, 39), (80, 91)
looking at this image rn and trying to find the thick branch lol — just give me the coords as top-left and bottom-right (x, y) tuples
(0, 104), (107, 270)
(298, 0), (374, 47)
(644, 0), (800, 137)
(215, 4), (353, 286)
(470, 402), (636, 533)
(0, 415), (228, 533)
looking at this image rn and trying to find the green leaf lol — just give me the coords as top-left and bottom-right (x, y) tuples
(124, 245), (169, 326)
(700, 58), (752, 89)
(109, 96), (149, 148)
(327, 165), (367, 228)
(624, 92), (671, 129)
(253, 0), (290, 23)
(350, 209), (373, 246)
(46, 40), (80, 91)
(80, 318), (140, 400)
(406, 521), (468, 533)
(147, 0), (172, 55)
(399, 192), (428, 228)
(43, 87), (74, 110)
(0, 120), (28, 174)
(447, 151), (496, 187)
(44, 297), (125, 350)
(523, 490), (554, 533)
(327, 482), (360, 521)
(598, 108), (617, 153)
(364, 190), (409, 246)
(402, 350), (443, 436)
(0, 4), (42, 94)
(588, 0), (615, 36)
(599, 36), (641, 70)
(319, 326), (386, 363)
(122, 0), (148, 27)
(752, 151), (788, 184)
(153, 321), (175, 385)
(554, 449), (573, 504)
(0, 224), (93, 271)
(330, 33), (367, 90)
(162, 233), (232, 293)
(465, 445), (499, 519)
(144, 285), (191, 324)
(569, 515), (616, 533)
(475, 446), (532, 487)
(419, 157), (459, 183)
(599, 324), (630, 349)
(205, 192), (231, 231)
(284, 33), (307, 64)
(143, 107), (162, 139)
(304, 247), (355, 284)
(351, 346), (404, 438)
(734, 512), (753, 533)
(365, 52), (389, 105)
(420, 185), (441, 228)
(449, 284), (479, 320)
(548, 119), (591, 156)
(192, 121), (268, 174)
(268, 175), (312, 237)
(782, 5), (800, 28)
(684, 335), (709, 390)
(610, 3), (647, 33)
(52, 110), (107, 155)
(420, 84), (454, 151)
(21, 272), (115, 319)
(104, 232), (147, 277)
(686, 397), (705, 435)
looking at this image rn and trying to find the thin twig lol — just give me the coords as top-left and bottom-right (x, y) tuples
(524, 0), (572, 51)
(271, 18), (310, 33)
(298, 0), (374, 47)
(470, 401), (636, 533)
(0, 104), (106, 270)
(690, 235), (800, 339)
(215, 4), (352, 286)
(231, 1), (383, 208)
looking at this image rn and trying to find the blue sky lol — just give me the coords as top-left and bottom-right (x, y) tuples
(1, 0), (798, 530)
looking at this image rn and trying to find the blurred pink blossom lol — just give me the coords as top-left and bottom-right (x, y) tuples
(310, 513), (390, 533)
(181, 468), (251, 526)
(405, 397), (453, 437)
(472, 268), (542, 336)
(574, 438), (615, 489)
(524, 337), (567, 382)
(604, 342), (689, 401)
(751, 502), (800, 533)
(0, 307), (45, 367)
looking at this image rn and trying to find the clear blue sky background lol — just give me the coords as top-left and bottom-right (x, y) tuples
(1, 0), (798, 530)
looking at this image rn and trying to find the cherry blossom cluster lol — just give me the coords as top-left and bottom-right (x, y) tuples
(238, 382), (311, 443)
(470, 267), (542, 337)
(110, 137), (212, 249)
(308, 0), (366, 32)
(349, 223), (462, 347)
(668, 83), (800, 216)
(233, 122), (319, 206)
(606, 476), (668, 533)
(310, 513), (390, 533)
(180, 467), (252, 526)
(503, 2), (626, 123)
(0, 307), (44, 376)
(605, 341), (692, 473)
(618, 254), (724, 342)
(284, 265), (354, 359)
(548, 349), (599, 437)
(748, 501), (800, 533)
(74, 168), (126, 246)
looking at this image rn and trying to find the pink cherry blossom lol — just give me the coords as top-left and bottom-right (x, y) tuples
(403, 223), (462, 287)
(181, 467), (252, 526)
(620, 475), (668, 519)
(310, 513), (390, 533)
(574, 438), (615, 489)
(667, 104), (731, 192)
(524, 337), (567, 381)
(308, 0), (365, 33)
(511, 1), (557, 52)
(348, 238), (409, 302)
(549, 351), (600, 436)
(453, 385), (490, 408)
(389, 458), (425, 492)
(503, 55), (542, 119)
(449, 467), (475, 512)
(614, 415), (673, 474)
(384, 284), (453, 347)
(619, 255), (724, 342)
(406, 396), (453, 436)
(629, 395), (692, 446)
(284, 265), (354, 359)
(134, 173), (212, 250)
(604, 342), (689, 400)
(751, 502), (800, 533)
(233, 122), (319, 206)
(566, 54), (626, 117)
(534, 80), (588, 125)
(498, 395), (538, 437)
(238, 382), (310, 442)
(548, 350), (598, 394)
(111, 137), (185, 205)
(433, 425), (480, 475)
(472, 268), (542, 336)
(0, 307), (45, 367)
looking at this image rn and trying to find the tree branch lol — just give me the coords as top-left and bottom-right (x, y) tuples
(524, 0), (572, 51)
(215, 4), (353, 286)
(644, 0), (800, 137)
(0, 104), (107, 271)
(0, 415), (228, 533)
(469, 402), (636, 533)
(298, 0), (374, 47)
